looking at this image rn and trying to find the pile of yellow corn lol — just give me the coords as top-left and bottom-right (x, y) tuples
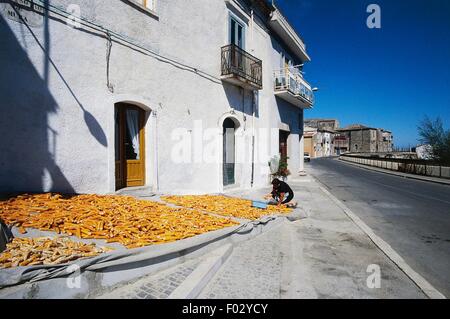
(0, 194), (238, 249)
(0, 237), (109, 269)
(161, 195), (292, 220)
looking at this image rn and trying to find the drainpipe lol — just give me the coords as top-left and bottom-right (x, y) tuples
(250, 9), (256, 187)
(250, 9), (254, 53)
(251, 91), (256, 188)
(153, 111), (160, 191)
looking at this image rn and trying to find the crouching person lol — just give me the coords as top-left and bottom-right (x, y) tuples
(265, 178), (297, 208)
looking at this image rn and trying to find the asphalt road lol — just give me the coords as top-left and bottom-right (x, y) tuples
(306, 157), (450, 298)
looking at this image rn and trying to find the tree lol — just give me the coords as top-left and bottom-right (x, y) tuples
(418, 116), (450, 165)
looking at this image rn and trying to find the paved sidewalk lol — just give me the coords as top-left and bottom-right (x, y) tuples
(200, 176), (426, 299)
(198, 223), (285, 299)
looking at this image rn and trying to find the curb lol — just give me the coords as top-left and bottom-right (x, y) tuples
(338, 158), (450, 186)
(168, 244), (233, 299)
(311, 175), (446, 299)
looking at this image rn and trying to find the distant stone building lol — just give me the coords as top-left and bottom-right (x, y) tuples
(337, 124), (393, 153)
(303, 129), (314, 157)
(415, 144), (433, 160)
(333, 132), (349, 155)
(304, 126), (334, 158)
(303, 119), (338, 158)
(304, 120), (394, 157)
(304, 119), (339, 131)
(379, 130), (394, 153)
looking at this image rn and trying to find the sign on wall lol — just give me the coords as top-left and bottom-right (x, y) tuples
(1, 0), (45, 27)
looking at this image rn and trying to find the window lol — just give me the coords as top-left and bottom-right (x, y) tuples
(130, 0), (156, 12)
(229, 15), (245, 49)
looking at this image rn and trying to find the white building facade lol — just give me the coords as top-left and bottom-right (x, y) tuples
(0, 0), (315, 194)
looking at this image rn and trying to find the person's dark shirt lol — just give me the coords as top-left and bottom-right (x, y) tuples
(274, 181), (293, 195)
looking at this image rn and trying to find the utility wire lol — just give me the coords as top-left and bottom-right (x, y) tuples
(27, 0), (222, 84)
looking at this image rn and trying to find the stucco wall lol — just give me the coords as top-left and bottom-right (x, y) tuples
(349, 130), (376, 153)
(0, 0), (309, 194)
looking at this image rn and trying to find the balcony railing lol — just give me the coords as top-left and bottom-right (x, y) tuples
(221, 44), (263, 90)
(274, 68), (314, 106)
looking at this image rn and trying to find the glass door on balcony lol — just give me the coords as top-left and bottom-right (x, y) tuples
(230, 16), (244, 49)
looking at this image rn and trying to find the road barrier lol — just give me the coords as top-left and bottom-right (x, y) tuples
(340, 154), (450, 179)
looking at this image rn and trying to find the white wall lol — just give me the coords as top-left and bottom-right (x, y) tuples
(0, 0), (310, 194)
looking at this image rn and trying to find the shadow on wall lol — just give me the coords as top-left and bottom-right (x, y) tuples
(0, 14), (73, 193)
(222, 82), (260, 118)
(276, 96), (301, 136)
(0, 7), (107, 194)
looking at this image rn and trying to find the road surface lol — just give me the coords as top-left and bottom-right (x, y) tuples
(307, 157), (450, 297)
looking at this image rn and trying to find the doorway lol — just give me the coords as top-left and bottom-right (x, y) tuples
(223, 118), (236, 186)
(279, 130), (290, 159)
(115, 103), (146, 190)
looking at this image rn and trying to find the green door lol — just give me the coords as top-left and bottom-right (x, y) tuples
(223, 118), (236, 186)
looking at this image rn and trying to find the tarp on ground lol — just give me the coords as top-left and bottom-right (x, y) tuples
(0, 216), (279, 289)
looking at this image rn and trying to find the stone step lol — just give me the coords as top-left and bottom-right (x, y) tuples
(95, 244), (233, 299)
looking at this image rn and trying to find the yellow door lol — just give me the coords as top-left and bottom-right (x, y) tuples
(115, 104), (145, 190)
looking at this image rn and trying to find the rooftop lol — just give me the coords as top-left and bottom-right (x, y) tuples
(338, 124), (376, 131)
(268, 2), (310, 62)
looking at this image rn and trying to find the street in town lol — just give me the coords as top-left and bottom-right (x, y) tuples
(307, 157), (450, 297)
(95, 163), (446, 299)
(1, 0), (449, 302)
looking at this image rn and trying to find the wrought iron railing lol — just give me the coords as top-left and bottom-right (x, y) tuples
(274, 68), (314, 104)
(221, 44), (263, 89)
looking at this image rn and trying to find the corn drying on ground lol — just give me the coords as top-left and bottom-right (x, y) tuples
(161, 195), (292, 220)
(0, 194), (238, 250)
(0, 237), (110, 269)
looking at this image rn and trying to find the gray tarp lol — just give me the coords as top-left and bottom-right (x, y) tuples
(0, 216), (278, 289)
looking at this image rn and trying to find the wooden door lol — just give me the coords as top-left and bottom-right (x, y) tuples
(115, 104), (145, 190)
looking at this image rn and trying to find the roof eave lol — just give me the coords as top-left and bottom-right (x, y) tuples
(269, 8), (311, 62)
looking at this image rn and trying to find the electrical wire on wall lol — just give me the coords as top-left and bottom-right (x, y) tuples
(28, 0), (223, 85)
(105, 31), (114, 93)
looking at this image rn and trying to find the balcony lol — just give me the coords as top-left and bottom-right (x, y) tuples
(221, 44), (263, 90)
(274, 68), (314, 109)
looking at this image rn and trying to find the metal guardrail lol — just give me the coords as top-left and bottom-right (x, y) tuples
(340, 154), (450, 179)
(341, 154), (439, 165)
(221, 44), (262, 89)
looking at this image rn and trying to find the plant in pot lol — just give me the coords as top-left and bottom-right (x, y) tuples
(272, 156), (291, 181)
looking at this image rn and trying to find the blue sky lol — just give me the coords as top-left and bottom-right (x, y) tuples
(275, 0), (450, 147)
